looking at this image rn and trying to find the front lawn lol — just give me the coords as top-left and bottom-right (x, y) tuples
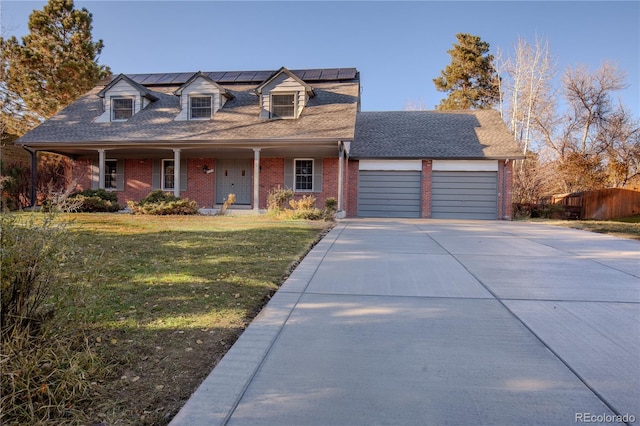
(2, 213), (330, 425)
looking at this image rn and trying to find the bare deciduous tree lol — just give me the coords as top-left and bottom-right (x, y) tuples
(563, 62), (628, 155)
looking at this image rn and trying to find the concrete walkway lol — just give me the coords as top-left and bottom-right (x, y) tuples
(171, 219), (640, 426)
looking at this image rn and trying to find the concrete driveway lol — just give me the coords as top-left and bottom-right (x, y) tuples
(171, 219), (640, 426)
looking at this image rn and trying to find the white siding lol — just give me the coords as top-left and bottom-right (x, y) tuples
(95, 80), (142, 123)
(174, 77), (224, 121)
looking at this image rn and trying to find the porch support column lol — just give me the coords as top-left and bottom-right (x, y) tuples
(23, 147), (38, 207)
(173, 148), (181, 198)
(253, 148), (261, 210)
(97, 149), (106, 189)
(338, 142), (344, 212)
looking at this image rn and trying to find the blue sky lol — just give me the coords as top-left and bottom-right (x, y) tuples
(2, 1), (639, 116)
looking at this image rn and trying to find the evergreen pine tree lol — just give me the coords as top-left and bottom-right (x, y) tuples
(0, 0), (110, 135)
(433, 33), (499, 110)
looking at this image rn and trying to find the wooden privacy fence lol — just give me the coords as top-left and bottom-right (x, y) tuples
(550, 188), (640, 220)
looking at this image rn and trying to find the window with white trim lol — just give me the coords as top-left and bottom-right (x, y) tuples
(294, 159), (313, 191)
(111, 97), (134, 121)
(270, 93), (296, 118)
(189, 95), (212, 120)
(162, 159), (175, 190)
(104, 159), (118, 189)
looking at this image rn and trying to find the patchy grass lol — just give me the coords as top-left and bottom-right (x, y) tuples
(3, 214), (330, 425)
(528, 216), (640, 240)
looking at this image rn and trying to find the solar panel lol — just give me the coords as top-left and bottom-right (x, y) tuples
(320, 69), (339, 80)
(300, 69), (322, 80)
(154, 73), (179, 84)
(237, 71), (258, 82)
(337, 68), (357, 79)
(218, 71), (242, 82)
(171, 73), (195, 84)
(206, 72), (226, 81)
(128, 74), (151, 84)
(140, 74), (164, 84)
(126, 68), (359, 87)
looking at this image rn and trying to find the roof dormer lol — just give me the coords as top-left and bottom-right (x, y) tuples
(95, 74), (158, 123)
(173, 72), (234, 121)
(255, 67), (315, 120)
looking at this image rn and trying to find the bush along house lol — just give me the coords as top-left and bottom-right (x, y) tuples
(17, 66), (523, 219)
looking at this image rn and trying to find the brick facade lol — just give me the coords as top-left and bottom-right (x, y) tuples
(68, 156), (515, 219)
(421, 160), (432, 218)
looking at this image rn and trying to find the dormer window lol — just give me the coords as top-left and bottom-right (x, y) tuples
(112, 97), (134, 121)
(189, 96), (212, 120)
(256, 67), (314, 120)
(271, 94), (296, 119)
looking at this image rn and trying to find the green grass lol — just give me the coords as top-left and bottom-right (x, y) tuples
(4, 213), (330, 425)
(527, 215), (640, 240)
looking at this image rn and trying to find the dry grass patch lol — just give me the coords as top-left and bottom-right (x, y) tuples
(529, 216), (640, 240)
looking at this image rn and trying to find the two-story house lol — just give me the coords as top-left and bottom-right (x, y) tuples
(17, 66), (523, 219)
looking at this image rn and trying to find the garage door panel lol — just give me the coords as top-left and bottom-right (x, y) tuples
(359, 181), (421, 190)
(431, 171), (497, 220)
(358, 170), (421, 218)
(360, 187), (420, 195)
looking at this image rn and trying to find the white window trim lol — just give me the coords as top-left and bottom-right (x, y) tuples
(270, 92), (297, 119)
(294, 158), (314, 192)
(161, 159), (175, 191)
(104, 159), (118, 190)
(188, 94), (213, 120)
(111, 96), (135, 122)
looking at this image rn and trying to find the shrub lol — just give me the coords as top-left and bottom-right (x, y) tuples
(127, 190), (198, 215)
(218, 193), (236, 215)
(324, 197), (337, 212)
(0, 163), (30, 211)
(267, 186), (294, 212)
(68, 189), (120, 212)
(0, 213), (69, 337)
(289, 195), (317, 211)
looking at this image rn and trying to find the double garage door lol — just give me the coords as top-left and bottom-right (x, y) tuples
(357, 161), (498, 219)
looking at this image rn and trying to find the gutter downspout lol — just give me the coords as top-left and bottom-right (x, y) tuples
(338, 141), (344, 212)
(22, 146), (38, 208)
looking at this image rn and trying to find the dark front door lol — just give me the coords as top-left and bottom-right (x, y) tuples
(216, 159), (252, 205)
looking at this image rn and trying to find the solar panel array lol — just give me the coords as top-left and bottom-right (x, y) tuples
(125, 68), (358, 86)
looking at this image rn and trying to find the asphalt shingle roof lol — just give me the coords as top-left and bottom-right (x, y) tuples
(18, 72), (360, 146)
(351, 110), (523, 159)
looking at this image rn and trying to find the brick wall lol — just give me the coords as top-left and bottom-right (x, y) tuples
(259, 158), (285, 208)
(125, 159), (153, 204)
(259, 158), (341, 210)
(182, 158), (215, 208)
(421, 160), (432, 218)
(498, 160), (514, 220)
(345, 159), (359, 216)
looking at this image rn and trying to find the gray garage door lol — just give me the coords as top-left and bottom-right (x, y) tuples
(358, 170), (421, 218)
(432, 171), (497, 219)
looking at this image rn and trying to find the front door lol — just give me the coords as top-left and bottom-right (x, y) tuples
(216, 159), (252, 205)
